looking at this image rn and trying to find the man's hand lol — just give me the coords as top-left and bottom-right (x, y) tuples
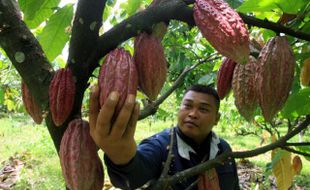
(89, 85), (140, 165)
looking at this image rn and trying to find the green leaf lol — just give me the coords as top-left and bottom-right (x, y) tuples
(19, 0), (60, 29)
(225, 0), (244, 9)
(38, 4), (73, 62)
(237, 0), (277, 13)
(274, 0), (308, 14)
(120, 0), (142, 16)
(281, 87), (310, 119)
(103, 5), (112, 22)
(296, 146), (310, 161)
(0, 87), (4, 104)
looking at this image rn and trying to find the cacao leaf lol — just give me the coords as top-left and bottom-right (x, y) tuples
(281, 87), (310, 119)
(19, 0), (60, 29)
(296, 146), (310, 161)
(271, 149), (294, 190)
(0, 87), (4, 104)
(38, 4), (73, 62)
(274, 0), (308, 14)
(237, 0), (277, 13)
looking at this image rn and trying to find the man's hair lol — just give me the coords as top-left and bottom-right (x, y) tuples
(184, 84), (220, 111)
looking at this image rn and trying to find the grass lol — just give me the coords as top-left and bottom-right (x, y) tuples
(0, 114), (309, 189)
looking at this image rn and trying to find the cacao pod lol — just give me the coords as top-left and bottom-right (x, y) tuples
(256, 36), (295, 122)
(60, 119), (104, 190)
(49, 68), (75, 126)
(217, 57), (237, 99)
(300, 57), (310, 86)
(99, 48), (138, 120)
(193, 0), (250, 64)
(232, 56), (257, 121)
(134, 32), (167, 101)
(292, 155), (302, 175)
(21, 81), (43, 124)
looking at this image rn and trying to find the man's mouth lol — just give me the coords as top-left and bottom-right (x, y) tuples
(184, 121), (198, 128)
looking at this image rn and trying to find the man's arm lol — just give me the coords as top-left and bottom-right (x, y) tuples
(89, 85), (140, 165)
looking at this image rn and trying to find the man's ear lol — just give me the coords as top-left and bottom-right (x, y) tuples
(215, 113), (221, 125)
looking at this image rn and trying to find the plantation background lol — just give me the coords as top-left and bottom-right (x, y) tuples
(1, 0), (310, 189)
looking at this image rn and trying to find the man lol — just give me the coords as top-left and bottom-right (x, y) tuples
(89, 84), (239, 190)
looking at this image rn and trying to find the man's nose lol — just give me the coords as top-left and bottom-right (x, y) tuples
(188, 108), (199, 118)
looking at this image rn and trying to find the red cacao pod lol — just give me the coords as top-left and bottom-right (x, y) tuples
(21, 81), (43, 124)
(99, 48), (138, 119)
(193, 0), (250, 64)
(60, 119), (104, 190)
(232, 56), (258, 121)
(134, 32), (167, 101)
(300, 57), (310, 86)
(49, 68), (75, 126)
(256, 36), (295, 122)
(217, 57), (237, 99)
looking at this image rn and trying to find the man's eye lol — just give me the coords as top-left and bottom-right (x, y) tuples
(200, 108), (209, 112)
(183, 103), (191, 108)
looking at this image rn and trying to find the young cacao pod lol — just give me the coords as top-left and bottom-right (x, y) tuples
(217, 57), (237, 99)
(134, 32), (167, 101)
(193, 0), (250, 64)
(21, 81), (43, 124)
(292, 155), (302, 175)
(232, 56), (258, 121)
(60, 119), (104, 190)
(49, 68), (75, 126)
(99, 48), (138, 120)
(256, 36), (295, 122)
(300, 57), (310, 86)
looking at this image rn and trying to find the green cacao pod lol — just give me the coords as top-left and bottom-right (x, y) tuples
(21, 81), (43, 124)
(232, 56), (258, 121)
(60, 119), (104, 190)
(98, 48), (138, 119)
(256, 36), (295, 122)
(49, 68), (75, 126)
(217, 57), (237, 99)
(193, 0), (250, 64)
(134, 32), (167, 101)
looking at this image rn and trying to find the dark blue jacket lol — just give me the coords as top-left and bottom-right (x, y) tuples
(105, 127), (240, 190)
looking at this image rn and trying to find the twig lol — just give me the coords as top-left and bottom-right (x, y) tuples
(280, 146), (310, 157)
(138, 54), (220, 120)
(152, 126), (175, 190)
(152, 116), (310, 187)
(285, 142), (310, 146)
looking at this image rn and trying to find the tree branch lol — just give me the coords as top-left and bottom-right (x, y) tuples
(153, 116), (310, 187)
(138, 54), (220, 120)
(280, 146), (310, 157)
(87, 0), (194, 76)
(66, 0), (107, 118)
(285, 142), (310, 146)
(0, 0), (53, 108)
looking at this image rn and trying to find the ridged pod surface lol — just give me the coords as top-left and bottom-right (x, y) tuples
(99, 48), (138, 119)
(134, 32), (167, 100)
(193, 0), (250, 64)
(49, 68), (75, 126)
(256, 36), (295, 122)
(232, 56), (257, 121)
(300, 57), (310, 86)
(217, 57), (237, 99)
(60, 119), (104, 190)
(21, 81), (43, 124)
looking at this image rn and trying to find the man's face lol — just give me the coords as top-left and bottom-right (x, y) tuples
(177, 90), (220, 144)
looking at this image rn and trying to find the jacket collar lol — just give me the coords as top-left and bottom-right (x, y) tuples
(176, 128), (220, 160)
